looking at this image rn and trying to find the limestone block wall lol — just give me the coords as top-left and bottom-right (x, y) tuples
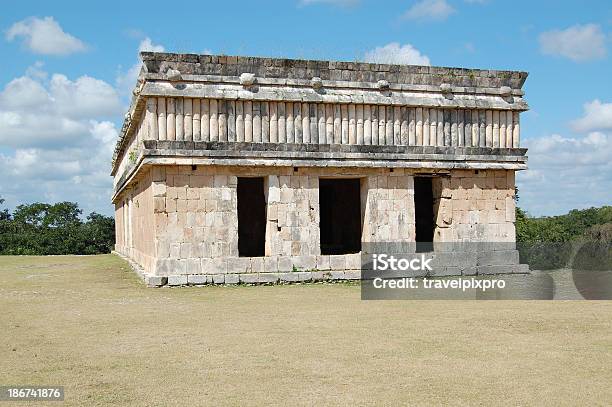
(434, 169), (516, 243)
(115, 164), (518, 283)
(145, 165), (417, 281)
(362, 173), (415, 242)
(114, 170), (156, 273)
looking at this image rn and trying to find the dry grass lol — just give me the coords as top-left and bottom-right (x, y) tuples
(1, 254), (611, 406)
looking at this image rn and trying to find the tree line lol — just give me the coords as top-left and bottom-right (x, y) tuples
(0, 198), (115, 255)
(515, 205), (612, 270)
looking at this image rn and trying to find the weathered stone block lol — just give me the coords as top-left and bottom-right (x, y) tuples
(330, 271), (346, 280)
(316, 255), (331, 271)
(292, 255), (316, 270)
(187, 274), (209, 285)
(344, 270), (361, 280)
(225, 274), (240, 284)
(146, 276), (168, 287)
(277, 256), (293, 272)
(251, 257), (265, 273)
(185, 258), (201, 274)
(258, 273), (280, 283)
(477, 250), (519, 266)
(227, 257), (251, 274)
(240, 274), (259, 284)
(329, 255), (346, 271)
(168, 275), (188, 286)
(155, 258), (186, 276)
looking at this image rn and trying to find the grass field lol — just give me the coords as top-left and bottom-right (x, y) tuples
(1, 255), (611, 406)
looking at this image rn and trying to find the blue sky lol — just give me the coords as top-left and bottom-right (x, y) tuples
(1, 0), (611, 217)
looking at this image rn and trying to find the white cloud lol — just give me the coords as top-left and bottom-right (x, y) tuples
(0, 68), (122, 148)
(0, 65), (121, 216)
(138, 37), (165, 53)
(402, 0), (455, 22)
(116, 37), (166, 98)
(299, 0), (359, 6)
(518, 132), (612, 216)
(571, 100), (612, 133)
(364, 42), (431, 66)
(49, 74), (122, 119)
(539, 24), (606, 62)
(5, 16), (86, 56)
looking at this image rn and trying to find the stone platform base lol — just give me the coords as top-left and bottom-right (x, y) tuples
(115, 247), (529, 287)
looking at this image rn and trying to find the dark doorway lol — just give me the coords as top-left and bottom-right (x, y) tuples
(414, 177), (435, 252)
(237, 177), (266, 257)
(319, 178), (362, 255)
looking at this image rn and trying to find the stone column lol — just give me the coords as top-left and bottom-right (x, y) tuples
(145, 98), (157, 141)
(408, 107), (415, 146)
(236, 101), (245, 142)
(166, 98), (176, 141)
(175, 98), (184, 141)
(269, 102), (278, 143)
(364, 105), (372, 145)
(325, 104), (333, 144)
(416, 107), (423, 146)
(253, 101), (262, 143)
(385, 106), (393, 145)
(302, 102), (310, 144)
(261, 102), (269, 143)
(437, 109), (444, 146)
(227, 100), (236, 142)
(429, 109), (437, 146)
(183, 98), (192, 141)
(471, 110), (478, 147)
(451, 109), (458, 146)
(348, 104), (356, 145)
(286, 102), (294, 143)
(400, 106), (408, 145)
(505, 110), (513, 148)
(157, 97), (166, 141)
(278, 102), (286, 143)
(193, 98), (201, 141)
(492, 110), (500, 148)
(458, 109), (465, 147)
(244, 101), (253, 142)
(218, 100), (227, 142)
(512, 112), (520, 148)
(318, 104), (326, 144)
(478, 110), (485, 147)
(333, 104), (341, 144)
(371, 105), (379, 145)
(464, 109), (471, 147)
(356, 104), (364, 145)
(201, 99), (210, 142)
(499, 111), (506, 148)
(393, 106), (401, 145)
(485, 110), (492, 147)
(294, 103), (302, 143)
(341, 104), (349, 144)
(209, 99), (218, 142)
(378, 105), (386, 145)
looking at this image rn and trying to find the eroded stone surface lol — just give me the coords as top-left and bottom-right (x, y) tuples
(112, 52), (529, 285)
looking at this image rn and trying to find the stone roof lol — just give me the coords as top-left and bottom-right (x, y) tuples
(140, 52), (528, 89)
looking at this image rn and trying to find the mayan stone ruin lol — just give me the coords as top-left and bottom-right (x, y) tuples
(112, 52), (530, 286)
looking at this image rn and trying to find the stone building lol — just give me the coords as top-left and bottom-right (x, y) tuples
(112, 52), (529, 286)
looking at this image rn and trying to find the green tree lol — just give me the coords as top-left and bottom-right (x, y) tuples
(0, 200), (115, 255)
